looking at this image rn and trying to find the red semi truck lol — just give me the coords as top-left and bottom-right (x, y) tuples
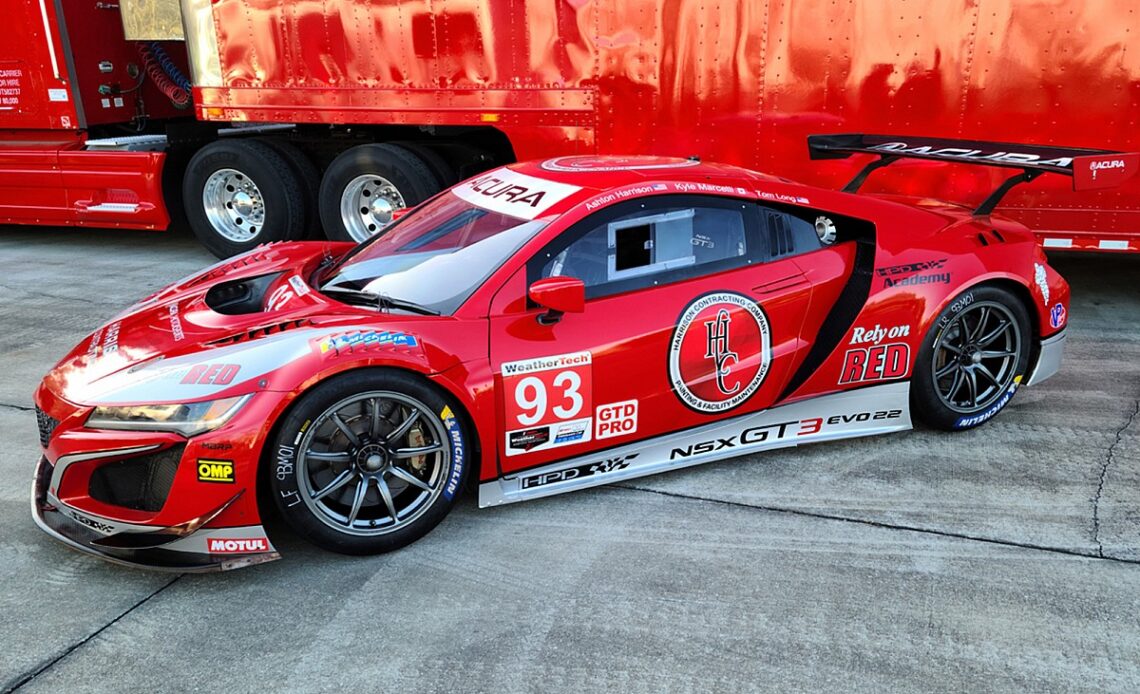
(2, 0), (1138, 257)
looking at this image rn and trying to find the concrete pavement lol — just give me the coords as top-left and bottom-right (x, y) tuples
(1, 227), (1138, 693)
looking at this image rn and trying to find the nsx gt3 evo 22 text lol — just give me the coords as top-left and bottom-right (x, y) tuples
(35, 134), (1133, 571)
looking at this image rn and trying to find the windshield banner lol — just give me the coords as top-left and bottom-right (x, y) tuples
(451, 168), (581, 220)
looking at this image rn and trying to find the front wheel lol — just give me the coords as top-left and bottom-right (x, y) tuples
(911, 285), (1031, 431)
(269, 370), (470, 555)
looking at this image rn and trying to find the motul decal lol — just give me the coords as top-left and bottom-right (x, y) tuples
(669, 292), (771, 414)
(207, 537), (269, 554)
(451, 168), (580, 220)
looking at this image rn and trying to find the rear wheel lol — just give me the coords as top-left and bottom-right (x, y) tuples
(911, 285), (1031, 430)
(269, 370), (470, 555)
(318, 143), (441, 242)
(183, 139), (306, 258)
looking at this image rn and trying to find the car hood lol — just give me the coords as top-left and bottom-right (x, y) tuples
(41, 241), (445, 406)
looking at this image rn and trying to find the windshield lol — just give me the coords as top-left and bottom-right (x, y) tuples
(320, 193), (547, 314)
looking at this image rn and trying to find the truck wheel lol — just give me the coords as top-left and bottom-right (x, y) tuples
(269, 370), (470, 555)
(911, 285), (1031, 431)
(183, 139), (306, 258)
(393, 142), (458, 188)
(318, 143), (441, 242)
(260, 138), (323, 239)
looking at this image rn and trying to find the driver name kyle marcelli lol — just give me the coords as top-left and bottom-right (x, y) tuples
(33, 133), (1111, 571)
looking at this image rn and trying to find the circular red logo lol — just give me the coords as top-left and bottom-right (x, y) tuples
(541, 155), (700, 173)
(668, 292), (771, 413)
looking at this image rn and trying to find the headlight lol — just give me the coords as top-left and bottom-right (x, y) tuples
(86, 395), (251, 437)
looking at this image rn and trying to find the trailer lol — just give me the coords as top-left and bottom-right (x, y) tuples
(1, 0), (1138, 257)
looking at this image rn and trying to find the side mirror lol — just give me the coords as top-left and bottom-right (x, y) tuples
(528, 276), (585, 325)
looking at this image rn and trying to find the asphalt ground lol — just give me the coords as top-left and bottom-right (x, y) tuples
(1, 226), (1138, 693)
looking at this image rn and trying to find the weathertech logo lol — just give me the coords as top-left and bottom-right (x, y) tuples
(207, 537), (269, 554)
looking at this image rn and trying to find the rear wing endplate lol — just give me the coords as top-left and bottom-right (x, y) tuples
(808, 133), (1139, 215)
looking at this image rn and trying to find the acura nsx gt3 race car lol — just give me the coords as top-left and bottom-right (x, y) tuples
(32, 134), (1135, 571)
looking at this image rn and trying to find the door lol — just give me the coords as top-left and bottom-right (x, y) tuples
(488, 193), (824, 478)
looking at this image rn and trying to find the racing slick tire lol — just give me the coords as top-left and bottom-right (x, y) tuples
(269, 369), (470, 555)
(318, 143), (441, 243)
(911, 285), (1032, 431)
(183, 139), (307, 258)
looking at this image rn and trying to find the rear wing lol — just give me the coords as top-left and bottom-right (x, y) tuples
(808, 133), (1140, 215)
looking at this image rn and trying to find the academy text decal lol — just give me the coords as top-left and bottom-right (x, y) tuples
(451, 167), (581, 220)
(669, 292), (771, 414)
(502, 351), (593, 456)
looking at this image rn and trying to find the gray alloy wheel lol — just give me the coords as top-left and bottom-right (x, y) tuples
(295, 391), (450, 536)
(931, 300), (1022, 413)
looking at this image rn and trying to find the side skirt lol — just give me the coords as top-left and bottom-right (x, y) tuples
(479, 381), (911, 507)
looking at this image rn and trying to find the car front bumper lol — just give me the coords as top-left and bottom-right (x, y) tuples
(32, 455), (279, 573)
(1027, 329), (1066, 386)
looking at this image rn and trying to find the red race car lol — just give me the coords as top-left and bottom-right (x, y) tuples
(32, 135), (1131, 571)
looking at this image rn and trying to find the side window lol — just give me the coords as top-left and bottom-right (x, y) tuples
(763, 208), (824, 259)
(533, 195), (759, 299)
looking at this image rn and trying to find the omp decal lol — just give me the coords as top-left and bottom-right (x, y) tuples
(849, 324), (911, 345)
(839, 344), (910, 384)
(669, 292), (771, 414)
(315, 330), (418, 355)
(595, 399), (638, 440)
(502, 351), (593, 456)
(207, 537), (270, 554)
(954, 376), (1022, 429)
(451, 168), (580, 220)
(440, 406), (465, 500)
(541, 155), (699, 173)
(1050, 303), (1067, 329)
(869, 141), (1074, 168)
(1034, 264), (1050, 306)
(197, 459), (235, 484)
(481, 382), (912, 507)
(181, 363), (240, 385)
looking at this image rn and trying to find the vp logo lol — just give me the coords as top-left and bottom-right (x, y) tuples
(704, 309), (739, 395)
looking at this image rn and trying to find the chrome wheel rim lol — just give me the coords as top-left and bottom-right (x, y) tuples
(932, 301), (1021, 413)
(297, 391), (449, 536)
(339, 174), (405, 242)
(202, 168), (266, 242)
